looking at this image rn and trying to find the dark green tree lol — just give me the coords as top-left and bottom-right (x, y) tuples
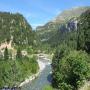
(4, 47), (9, 60)
(77, 9), (90, 53)
(16, 48), (22, 59)
(52, 50), (89, 90)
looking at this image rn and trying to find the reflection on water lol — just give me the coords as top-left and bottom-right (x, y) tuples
(47, 73), (52, 83)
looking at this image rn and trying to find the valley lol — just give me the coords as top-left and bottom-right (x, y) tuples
(0, 6), (90, 90)
(21, 54), (52, 90)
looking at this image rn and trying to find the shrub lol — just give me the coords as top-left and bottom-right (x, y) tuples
(43, 85), (53, 90)
(52, 50), (89, 90)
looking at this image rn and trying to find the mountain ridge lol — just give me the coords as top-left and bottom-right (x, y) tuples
(0, 12), (34, 48)
(36, 6), (90, 43)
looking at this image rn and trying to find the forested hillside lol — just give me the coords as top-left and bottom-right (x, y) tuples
(36, 7), (89, 40)
(51, 9), (90, 90)
(35, 7), (90, 90)
(0, 12), (34, 47)
(0, 6), (90, 90)
(36, 7), (90, 53)
(0, 12), (38, 88)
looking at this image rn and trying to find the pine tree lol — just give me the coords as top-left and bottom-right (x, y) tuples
(16, 48), (22, 59)
(77, 9), (90, 53)
(4, 47), (9, 60)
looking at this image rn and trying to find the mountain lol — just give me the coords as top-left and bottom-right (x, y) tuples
(53, 7), (89, 23)
(0, 12), (38, 87)
(36, 7), (90, 43)
(0, 12), (34, 49)
(52, 9), (90, 90)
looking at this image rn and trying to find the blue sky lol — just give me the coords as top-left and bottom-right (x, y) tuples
(0, 0), (90, 28)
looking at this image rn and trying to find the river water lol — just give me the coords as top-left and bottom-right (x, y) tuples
(21, 58), (52, 90)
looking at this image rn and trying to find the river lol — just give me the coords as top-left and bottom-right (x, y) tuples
(21, 54), (52, 90)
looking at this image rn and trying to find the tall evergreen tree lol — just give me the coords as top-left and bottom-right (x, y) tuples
(16, 48), (22, 59)
(4, 47), (9, 60)
(77, 9), (90, 53)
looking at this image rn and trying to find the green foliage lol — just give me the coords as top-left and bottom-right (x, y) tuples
(43, 85), (53, 90)
(0, 12), (34, 48)
(59, 82), (73, 90)
(0, 55), (38, 87)
(52, 50), (89, 90)
(77, 9), (90, 53)
(0, 12), (39, 87)
(36, 7), (90, 52)
(51, 9), (90, 90)
(25, 46), (35, 54)
(16, 48), (22, 59)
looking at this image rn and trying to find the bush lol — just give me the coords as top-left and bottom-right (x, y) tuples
(52, 45), (70, 72)
(52, 50), (89, 90)
(43, 85), (53, 90)
(59, 82), (73, 90)
(0, 55), (39, 87)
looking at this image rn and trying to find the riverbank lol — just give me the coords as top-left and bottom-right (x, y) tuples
(19, 72), (40, 87)
(19, 58), (47, 87)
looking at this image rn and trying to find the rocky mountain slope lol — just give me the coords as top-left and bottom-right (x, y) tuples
(36, 7), (90, 44)
(0, 12), (34, 49)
